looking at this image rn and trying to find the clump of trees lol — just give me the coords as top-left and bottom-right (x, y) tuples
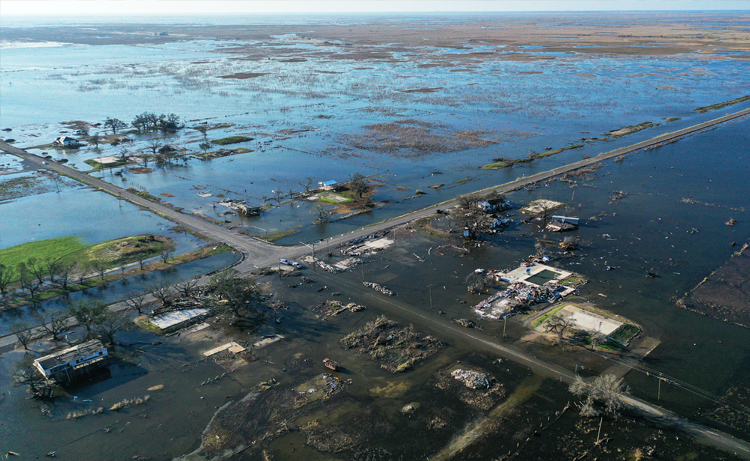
(348, 173), (369, 198)
(132, 112), (182, 133)
(206, 269), (265, 326)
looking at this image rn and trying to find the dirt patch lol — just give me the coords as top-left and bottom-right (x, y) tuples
(678, 243), (750, 327)
(401, 87), (443, 93)
(129, 167), (153, 174)
(218, 72), (269, 79)
(340, 119), (496, 157)
(159, 192), (175, 197)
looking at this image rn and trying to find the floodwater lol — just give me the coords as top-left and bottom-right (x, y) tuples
(1, 12), (750, 460)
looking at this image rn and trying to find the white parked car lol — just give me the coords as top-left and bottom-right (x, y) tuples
(280, 258), (291, 265)
(292, 261), (302, 268)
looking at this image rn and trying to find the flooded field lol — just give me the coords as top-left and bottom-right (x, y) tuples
(1, 11), (750, 461)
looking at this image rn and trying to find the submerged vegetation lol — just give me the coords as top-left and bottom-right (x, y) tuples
(695, 95), (750, 113)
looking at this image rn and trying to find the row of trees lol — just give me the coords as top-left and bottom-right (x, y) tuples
(0, 246), (177, 308)
(11, 299), (131, 351)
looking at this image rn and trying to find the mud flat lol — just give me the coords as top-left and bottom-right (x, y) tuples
(678, 243), (750, 328)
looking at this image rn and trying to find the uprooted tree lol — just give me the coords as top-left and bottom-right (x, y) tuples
(207, 269), (265, 324)
(13, 353), (58, 400)
(569, 374), (629, 418)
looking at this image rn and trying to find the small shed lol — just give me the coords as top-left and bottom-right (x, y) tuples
(34, 340), (108, 381)
(318, 180), (339, 191)
(53, 136), (80, 147)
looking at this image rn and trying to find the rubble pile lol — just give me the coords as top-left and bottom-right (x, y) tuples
(455, 319), (478, 329)
(317, 260), (340, 273)
(451, 369), (491, 390)
(316, 300), (367, 318)
(363, 281), (395, 296)
(340, 315), (441, 373)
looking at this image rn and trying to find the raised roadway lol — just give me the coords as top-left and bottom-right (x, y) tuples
(2, 106), (750, 456)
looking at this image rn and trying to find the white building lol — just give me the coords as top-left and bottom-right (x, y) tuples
(53, 136), (80, 147)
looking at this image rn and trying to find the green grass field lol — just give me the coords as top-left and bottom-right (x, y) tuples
(0, 236), (86, 272)
(0, 235), (170, 283)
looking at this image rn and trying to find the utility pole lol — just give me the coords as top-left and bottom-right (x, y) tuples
(503, 315), (507, 338)
(658, 374), (663, 400)
(300, 241), (315, 272)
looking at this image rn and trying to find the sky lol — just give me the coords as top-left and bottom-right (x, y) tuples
(2, 0), (749, 16)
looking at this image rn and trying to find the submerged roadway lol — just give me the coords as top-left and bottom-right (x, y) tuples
(2, 106), (750, 456)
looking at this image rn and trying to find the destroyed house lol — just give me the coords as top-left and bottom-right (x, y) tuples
(546, 216), (580, 232)
(34, 340), (108, 381)
(478, 198), (511, 212)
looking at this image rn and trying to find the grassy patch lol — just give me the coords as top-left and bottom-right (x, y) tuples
(533, 144), (584, 158)
(0, 236), (87, 274)
(481, 158), (532, 170)
(609, 323), (640, 343)
(453, 177), (473, 184)
(665, 117), (681, 122)
(533, 305), (565, 327)
(211, 136), (254, 145)
(559, 275), (586, 287)
(126, 187), (161, 202)
(319, 193), (353, 204)
(135, 316), (164, 335)
(84, 158), (127, 170)
(695, 95), (750, 113)
(258, 229), (300, 242)
(607, 121), (659, 138)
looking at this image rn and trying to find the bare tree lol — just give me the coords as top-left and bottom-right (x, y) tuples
(104, 117), (127, 135)
(199, 141), (212, 155)
(17, 262), (40, 299)
(312, 204), (330, 225)
(88, 132), (100, 149)
(194, 125), (209, 139)
(13, 354), (58, 400)
(34, 310), (68, 342)
(208, 270), (264, 322)
(10, 322), (33, 350)
(91, 260), (107, 280)
(54, 261), (75, 291)
(148, 141), (162, 156)
(0, 263), (14, 295)
(544, 314), (571, 338)
(175, 278), (199, 299)
(95, 310), (132, 345)
(160, 247), (175, 264)
(68, 300), (107, 338)
(45, 258), (61, 285)
(124, 290), (149, 315)
(300, 177), (314, 194)
(348, 172), (369, 198)
(27, 257), (47, 286)
(150, 282), (173, 307)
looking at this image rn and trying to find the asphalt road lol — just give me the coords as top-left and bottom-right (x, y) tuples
(2, 107), (750, 456)
(3, 107), (748, 272)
